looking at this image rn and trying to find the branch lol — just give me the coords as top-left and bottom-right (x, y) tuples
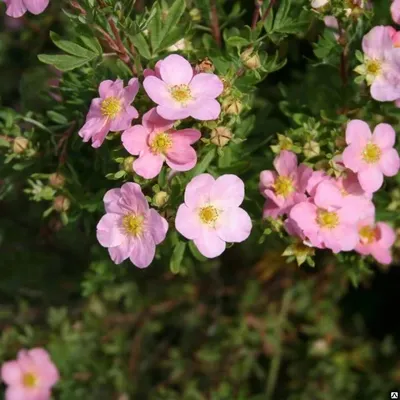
(251, 0), (264, 30)
(261, 0), (277, 24)
(209, 0), (222, 48)
(337, 21), (348, 87)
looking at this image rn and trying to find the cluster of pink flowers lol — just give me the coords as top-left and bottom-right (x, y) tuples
(260, 120), (399, 264)
(76, 54), (252, 267)
(1, 348), (59, 400)
(2, 0), (49, 18)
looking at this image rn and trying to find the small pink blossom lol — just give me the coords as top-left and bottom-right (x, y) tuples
(290, 180), (363, 253)
(79, 79), (139, 148)
(342, 119), (400, 193)
(324, 16), (339, 41)
(355, 26), (400, 101)
(1, 348), (59, 400)
(3, 0), (49, 18)
(175, 174), (252, 258)
(122, 108), (201, 179)
(97, 182), (168, 268)
(259, 150), (313, 219)
(143, 54), (223, 121)
(355, 215), (396, 264)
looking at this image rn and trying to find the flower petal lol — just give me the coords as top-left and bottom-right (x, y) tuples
(1, 361), (22, 385)
(129, 234), (156, 268)
(133, 151), (164, 179)
(371, 75), (400, 102)
(108, 238), (132, 264)
(142, 107), (175, 132)
(189, 73), (224, 98)
(25, 0), (49, 14)
(210, 174), (245, 208)
(189, 99), (221, 121)
(358, 167), (384, 193)
(314, 180), (344, 209)
(148, 209), (169, 245)
(120, 182), (149, 214)
(166, 146), (197, 171)
(184, 174), (215, 208)
(104, 188), (122, 213)
(371, 246), (392, 264)
(273, 150), (298, 176)
(160, 54), (193, 85)
(193, 229), (226, 258)
(171, 128), (201, 145)
(372, 123), (396, 149)
(216, 207), (252, 243)
(342, 143), (363, 173)
(175, 204), (201, 240)
(376, 222), (396, 248)
(121, 125), (149, 155)
(122, 78), (140, 105)
(143, 76), (171, 105)
(290, 202), (318, 233)
(345, 119), (371, 145)
(99, 79), (124, 99)
(5, 0), (27, 18)
(96, 213), (124, 248)
(157, 104), (192, 120)
(109, 106), (139, 132)
(379, 148), (400, 176)
(362, 26), (393, 60)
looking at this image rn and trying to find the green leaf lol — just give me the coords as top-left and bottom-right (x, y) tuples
(50, 32), (97, 59)
(226, 36), (249, 48)
(131, 33), (152, 59)
(47, 111), (68, 125)
(188, 241), (207, 262)
(38, 54), (92, 71)
(158, 24), (189, 51)
(170, 241), (186, 274)
(79, 36), (102, 55)
(148, 4), (163, 51)
(162, 0), (186, 42)
(188, 148), (216, 178)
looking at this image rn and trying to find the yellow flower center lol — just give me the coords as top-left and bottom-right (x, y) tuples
(170, 84), (192, 104)
(100, 97), (122, 119)
(199, 205), (219, 226)
(359, 225), (377, 244)
(122, 214), (144, 237)
(274, 176), (294, 198)
(362, 143), (381, 164)
(150, 133), (172, 154)
(22, 372), (38, 388)
(365, 59), (382, 76)
(316, 209), (339, 229)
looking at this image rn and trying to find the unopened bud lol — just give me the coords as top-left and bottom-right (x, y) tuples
(53, 195), (70, 212)
(123, 157), (135, 173)
(195, 57), (215, 74)
(240, 48), (261, 70)
(49, 173), (65, 188)
(335, 136), (346, 149)
(222, 98), (243, 115)
(189, 8), (201, 22)
(13, 137), (29, 154)
(153, 191), (169, 207)
(311, 0), (330, 9)
(271, 134), (293, 153)
(310, 339), (330, 356)
(303, 141), (320, 158)
(210, 127), (232, 147)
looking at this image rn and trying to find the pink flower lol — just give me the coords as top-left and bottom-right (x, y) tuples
(324, 16), (339, 41)
(3, 0), (49, 18)
(1, 348), (59, 400)
(392, 0), (400, 25)
(122, 108), (201, 179)
(79, 79), (139, 148)
(342, 120), (400, 193)
(143, 60), (162, 79)
(143, 54), (223, 121)
(97, 183), (168, 268)
(175, 174), (252, 258)
(290, 180), (363, 253)
(259, 151), (312, 219)
(355, 215), (396, 264)
(354, 26), (400, 101)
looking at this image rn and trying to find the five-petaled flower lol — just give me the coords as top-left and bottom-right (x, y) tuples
(1, 348), (59, 400)
(342, 119), (400, 193)
(143, 54), (224, 121)
(97, 182), (168, 268)
(79, 78), (139, 148)
(175, 174), (252, 258)
(122, 108), (201, 179)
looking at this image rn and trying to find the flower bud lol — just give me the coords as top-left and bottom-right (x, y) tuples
(303, 141), (320, 158)
(53, 195), (70, 213)
(240, 48), (261, 70)
(153, 191), (169, 207)
(123, 157), (135, 173)
(13, 137), (29, 154)
(49, 173), (65, 188)
(189, 8), (201, 22)
(222, 98), (243, 115)
(310, 338), (330, 356)
(210, 127), (232, 147)
(335, 136), (346, 149)
(195, 57), (215, 74)
(311, 0), (330, 9)
(271, 134), (293, 153)
(220, 77), (232, 96)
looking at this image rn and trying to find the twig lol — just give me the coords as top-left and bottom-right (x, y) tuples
(337, 21), (348, 87)
(265, 288), (293, 399)
(209, 0), (222, 48)
(57, 122), (76, 166)
(251, 0), (264, 30)
(261, 0), (276, 24)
